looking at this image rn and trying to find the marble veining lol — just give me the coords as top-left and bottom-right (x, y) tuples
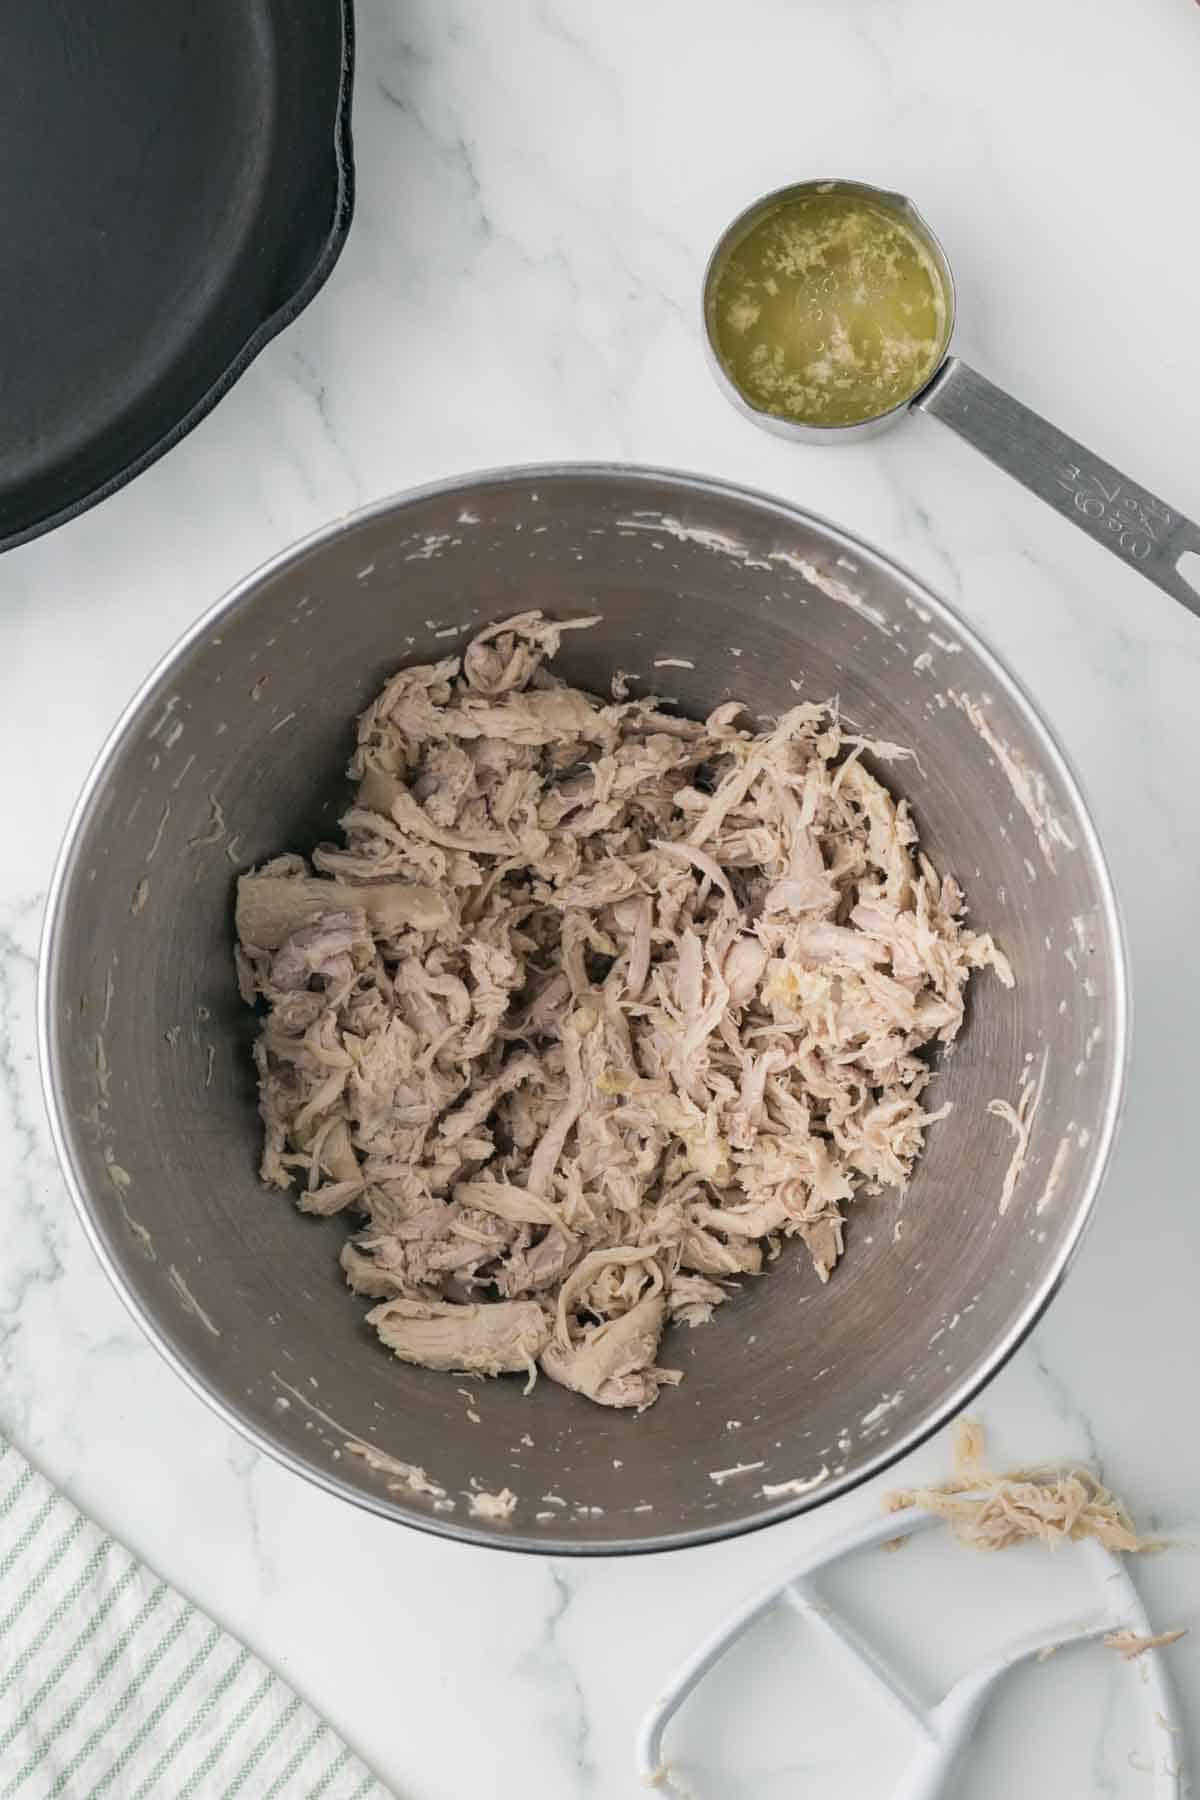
(2, 0), (1199, 1794)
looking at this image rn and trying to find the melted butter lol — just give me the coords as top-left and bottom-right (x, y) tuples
(710, 191), (949, 427)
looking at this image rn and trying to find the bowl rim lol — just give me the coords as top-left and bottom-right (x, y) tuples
(37, 461), (1131, 1556)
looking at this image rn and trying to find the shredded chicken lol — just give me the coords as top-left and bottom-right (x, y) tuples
(236, 612), (1010, 1411)
(1103, 1628), (1188, 1660)
(344, 1441), (448, 1501)
(886, 1418), (1149, 1553)
(987, 1049), (1046, 1216)
(467, 1487), (518, 1521)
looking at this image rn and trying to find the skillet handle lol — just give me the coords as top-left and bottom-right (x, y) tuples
(914, 357), (1200, 619)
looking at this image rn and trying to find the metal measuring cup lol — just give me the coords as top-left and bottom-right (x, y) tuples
(703, 179), (1200, 618)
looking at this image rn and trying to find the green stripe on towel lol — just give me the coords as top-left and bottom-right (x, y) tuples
(0, 1438), (387, 1799)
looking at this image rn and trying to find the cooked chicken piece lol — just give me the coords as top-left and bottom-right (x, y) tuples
(886, 1419), (1147, 1554)
(237, 612), (1009, 1411)
(1102, 1628), (1187, 1660)
(236, 866), (450, 948)
(451, 1179), (569, 1231)
(368, 1297), (550, 1375)
(540, 1292), (678, 1410)
(667, 1272), (730, 1327)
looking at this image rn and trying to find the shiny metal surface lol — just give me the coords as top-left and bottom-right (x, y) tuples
(39, 465), (1128, 1554)
(915, 359), (1200, 618)
(705, 183), (1200, 612)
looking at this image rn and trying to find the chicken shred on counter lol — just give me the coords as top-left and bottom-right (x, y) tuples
(234, 611), (1011, 1411)
(1102, 1628), (1187, 1660)
(885, 1418), (1150, 1553)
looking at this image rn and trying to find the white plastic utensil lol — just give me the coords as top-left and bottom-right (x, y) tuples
(637, 1505), (1183, 1797)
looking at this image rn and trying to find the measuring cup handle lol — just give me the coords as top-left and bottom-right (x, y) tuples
(914, 357), (1200, 619)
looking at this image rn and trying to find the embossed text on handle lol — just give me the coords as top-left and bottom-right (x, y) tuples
(915, 358), (1200, 619)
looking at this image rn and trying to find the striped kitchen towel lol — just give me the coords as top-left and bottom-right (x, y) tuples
(0, 1438), (389, 1799)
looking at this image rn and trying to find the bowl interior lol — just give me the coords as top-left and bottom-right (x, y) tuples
(43, 467), (1123, 1550)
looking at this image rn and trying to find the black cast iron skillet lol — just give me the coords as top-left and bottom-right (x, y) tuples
(0, 0), (354, 554)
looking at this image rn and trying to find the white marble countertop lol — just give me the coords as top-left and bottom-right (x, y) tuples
(4, 1), (1200, 1794)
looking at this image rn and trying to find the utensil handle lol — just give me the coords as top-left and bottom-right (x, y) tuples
(891, 1747), (959, 1800)
(915, 357), (1200, 619)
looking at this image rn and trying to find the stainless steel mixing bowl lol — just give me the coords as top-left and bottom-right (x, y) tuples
(39, 465), (1127, 1553)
